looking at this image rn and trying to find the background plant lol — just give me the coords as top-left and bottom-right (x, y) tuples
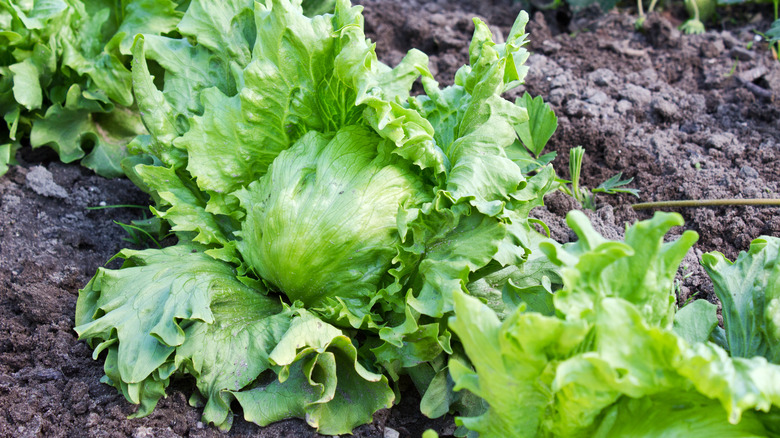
(0, 0), (188, 177)
(0, 0), (336, 177)
(447, 212), (780, 437)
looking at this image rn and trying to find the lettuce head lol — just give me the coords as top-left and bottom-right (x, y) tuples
(236, 126), (432, 313)
(75, 0), (558, 433)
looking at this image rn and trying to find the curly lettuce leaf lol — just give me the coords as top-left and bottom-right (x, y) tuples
(233, 312), (395, 435)
(450, 213), (780, 437)
(133, 164), (238, 248)
(75, 244), (271, 416)
(0, 0), (183, 177)
(175, 287), (293, 430)
(30, 85), (146, 177)
(407, 13), (531, 215)
(449, 290), (589, 437)
(75, 245), (253, 387)
(702, 237), (780, 363)
(541, 210), (699, 327)
(75, 243), (391, 432)
(591, 385), (771, 437)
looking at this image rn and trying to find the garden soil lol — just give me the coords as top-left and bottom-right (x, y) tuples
(1, 1), (778, 437)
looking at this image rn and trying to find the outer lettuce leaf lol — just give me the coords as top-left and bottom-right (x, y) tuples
(301, 0), (335, 16)
(175, 287), (293, 430)
(176, 0), (254, 67)
(115, 0), (184, 55)
(0, 0), (183, 177)
(398, 200), (507, 320)
(702, 236), (780, 363)
(449, 291), (589, 438)
(450, 212), (780, 437)
(75, 245), (248, 388)
(134, 164), (238, 247)
(0, 142), (19, 175)
(131, 34), (236, 155)
(30, 86), (146, 177)
(592, 391), (770, 438)
(233, 312), (395, 435)
(676, 341), (780, 424)
(74, 245), (261, 415)
(75, 243), (392, 433)
(673, 298), (719, 345)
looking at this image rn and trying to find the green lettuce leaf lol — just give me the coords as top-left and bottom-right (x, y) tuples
(541, 210), (698, 327)
(233, 312), (395, 435)
(75, 243), (392, 433)
(0, 0), (183, 177)
(174, 286), (293, 430)
(591, 388), (771, 437)
(0, 142), (19, 175)
(133, 164), (238, 247)
(702, 236), (780, 363)
(449, 290), (589, 437)
(450, 212), (780, 437)
(75, 245), (253, 389)
(673, 298), (719, 345)
(30, 85), (146, 177)
(75, 244), (267, 414)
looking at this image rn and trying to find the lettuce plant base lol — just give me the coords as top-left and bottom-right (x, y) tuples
(0, 1), (778, 437)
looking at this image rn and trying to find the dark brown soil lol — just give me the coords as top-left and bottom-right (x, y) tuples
(1, 1), (778, 437)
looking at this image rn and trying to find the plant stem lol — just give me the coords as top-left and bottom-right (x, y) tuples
(648, 0), (658, 12)
(632, 198), (780, 210)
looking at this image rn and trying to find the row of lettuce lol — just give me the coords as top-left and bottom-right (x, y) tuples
(3, 0), (779, 436)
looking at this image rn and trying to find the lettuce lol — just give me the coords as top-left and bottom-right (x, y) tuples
(0, 0), (186, 177)
(235, 126), (432, 315)
(449, 211), (780, 437)
(75, 245), (393, 432)
(76, 0), (557, 432)
(702, 236), (780, 363)
(0, 0), (330, 177)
